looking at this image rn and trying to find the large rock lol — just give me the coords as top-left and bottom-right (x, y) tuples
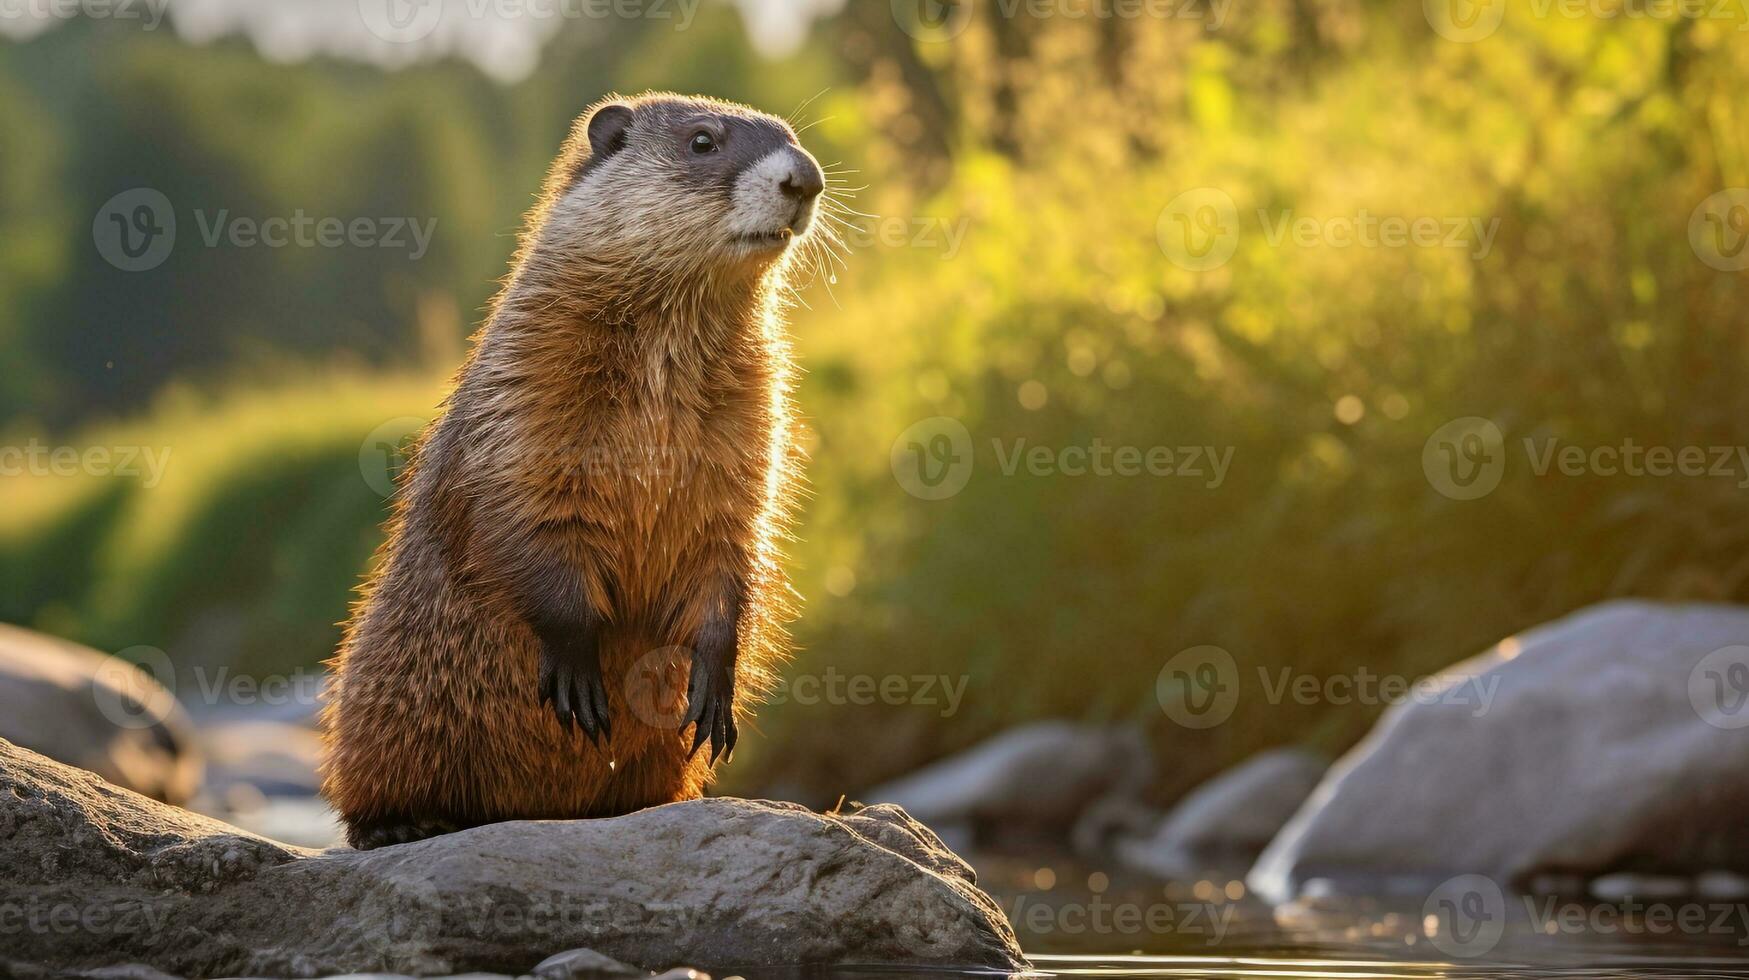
(1115, 748), (1326, 878)
(1249, 601), (1749, 903)
(0, 738), (1027, 978)
(0, 624), (200, 804)
(864, 721), (1152, 851)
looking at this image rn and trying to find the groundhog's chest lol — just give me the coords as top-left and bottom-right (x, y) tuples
(586, 376), (771, 539)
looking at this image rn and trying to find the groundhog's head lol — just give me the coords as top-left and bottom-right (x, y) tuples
(543, 92), (828, 283)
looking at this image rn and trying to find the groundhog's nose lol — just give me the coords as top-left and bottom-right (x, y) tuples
(779, 152), (825, 203)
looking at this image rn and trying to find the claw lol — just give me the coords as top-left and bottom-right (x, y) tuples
(553, 668), (575, 734)
(681, 671), (704, 728)
(538, 636), (614, 746)
(592, 675), (612, 740)
(688, 707), (711, 759)
(709, 707), (726, 764)
(572, 677), (596, 744)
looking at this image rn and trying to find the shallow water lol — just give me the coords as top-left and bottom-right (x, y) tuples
(723, 867), (1749, 980)
(1028, 953), (1749, 979)
(959, 854), (1749, 980)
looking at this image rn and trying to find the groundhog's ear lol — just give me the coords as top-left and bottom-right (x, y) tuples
(586, 104), (634, 159)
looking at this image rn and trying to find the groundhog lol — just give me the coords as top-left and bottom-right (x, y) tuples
(321, 92), (828, 849)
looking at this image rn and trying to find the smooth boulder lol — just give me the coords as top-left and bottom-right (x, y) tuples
(1249, 601), (1749, 902)
(0, 624), (200, 804)
(0, 738), (1027, 978)
(864, 721), (1152, 850)
(1115, 748), (1326, 878)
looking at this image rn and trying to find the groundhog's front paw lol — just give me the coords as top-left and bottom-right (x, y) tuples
(540, 645), (612, 745)
(682, 655), (737, 764)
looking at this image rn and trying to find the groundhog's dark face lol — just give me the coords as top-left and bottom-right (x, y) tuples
(552, 95), (826, 277)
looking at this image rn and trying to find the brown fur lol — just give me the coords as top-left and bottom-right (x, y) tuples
(321, 93), (818, 846)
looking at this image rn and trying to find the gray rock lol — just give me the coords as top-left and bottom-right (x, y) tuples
(1114, 748), (1327, 877)
(530, 948), (646, 978)
(1697, 870), (1749, 899)
(0, 624), (201, 804)
(1588, 873), (1690, 901)
(0, 738), (1026, 977)
(200, 720), (323, 799)
(1249, 601), (1749, 903)
(863, 721), (1152, 848)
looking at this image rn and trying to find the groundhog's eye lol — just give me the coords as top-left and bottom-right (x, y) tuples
(689, 131), (719, 155)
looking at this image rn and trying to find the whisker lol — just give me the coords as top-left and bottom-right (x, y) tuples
(820, 201), (878, 220)
(787, 87), (831, 127)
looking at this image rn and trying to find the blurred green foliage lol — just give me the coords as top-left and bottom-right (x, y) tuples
(2, 1), (1747, 802)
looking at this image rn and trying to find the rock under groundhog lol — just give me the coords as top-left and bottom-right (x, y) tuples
(0, 738), (1027, 978)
